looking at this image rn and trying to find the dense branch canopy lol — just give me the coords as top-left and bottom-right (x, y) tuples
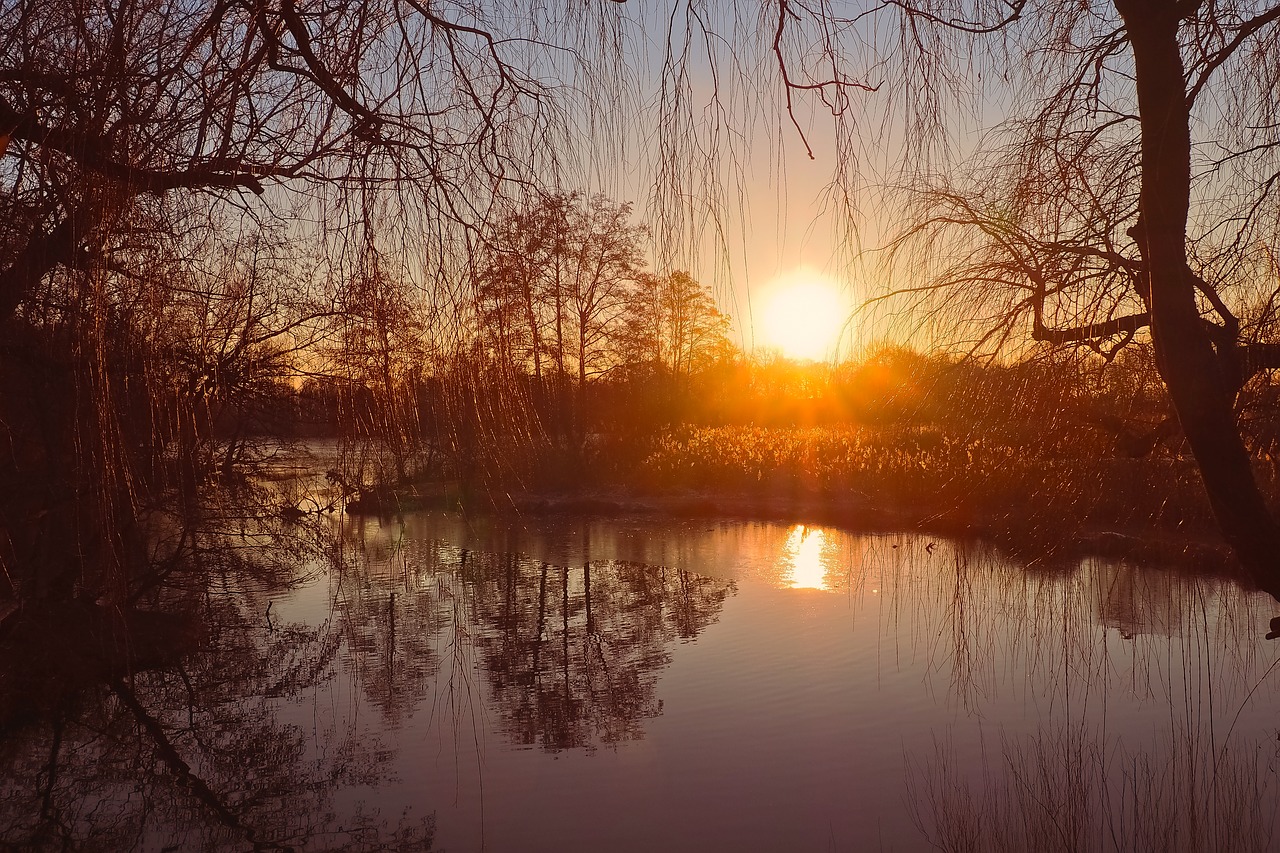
(861, 1), (1280, 377)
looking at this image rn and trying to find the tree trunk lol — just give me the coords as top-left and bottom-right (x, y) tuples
(1118, 1), (1280, 587)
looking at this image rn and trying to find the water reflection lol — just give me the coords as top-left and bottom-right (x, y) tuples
(910, 722), (1276, 853)
(4, 503), (1280, 851)
(330, 527), (737, 753)
(0, 591), (436, 851)
(780, 524), (830, 589)
(901, 553), (1280, 853)
(0, 506), (739, 850)
(324, 516), (1280, 851)
(392, 512), (900, 593)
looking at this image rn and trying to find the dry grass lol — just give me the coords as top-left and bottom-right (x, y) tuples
(607, 424), (1222, 540)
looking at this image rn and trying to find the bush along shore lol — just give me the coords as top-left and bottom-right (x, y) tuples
(322, 419), (1252, 581)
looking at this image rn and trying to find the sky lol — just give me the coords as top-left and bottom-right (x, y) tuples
(576, 0), (942, 362)
(564, 7), (870, 361)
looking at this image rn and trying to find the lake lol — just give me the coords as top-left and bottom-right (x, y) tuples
(3, 499), (1280, 852)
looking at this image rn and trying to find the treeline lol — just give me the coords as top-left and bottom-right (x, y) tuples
(253, 344), (1162, 445)
(208, 192), (741, 480)
(71, 187), (1278, 502)
(234, 317), (1280, 493)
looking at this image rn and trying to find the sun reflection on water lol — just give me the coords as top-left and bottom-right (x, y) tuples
(782, 524), (830, 589)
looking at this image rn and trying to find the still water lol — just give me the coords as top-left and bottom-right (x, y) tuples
(5, 505), (1280, 851)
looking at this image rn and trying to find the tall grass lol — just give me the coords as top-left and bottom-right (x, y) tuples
(608, 423), (1220, 542)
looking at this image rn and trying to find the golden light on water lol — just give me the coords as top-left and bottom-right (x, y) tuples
(781, 524), (830, 589)
(760, 272), (848, 361)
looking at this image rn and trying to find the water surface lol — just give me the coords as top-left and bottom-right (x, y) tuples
(4, 505), (1280, 852)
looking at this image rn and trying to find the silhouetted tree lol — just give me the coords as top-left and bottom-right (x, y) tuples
(622, 270), (734, 385)
(473, 192), (647, 442)
(854, 1), (1280, 585)
(0, 0), (608, 601)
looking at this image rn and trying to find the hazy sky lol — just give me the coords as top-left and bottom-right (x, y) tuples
(581, 3), (887, 359)
(590, 0), (959, 360)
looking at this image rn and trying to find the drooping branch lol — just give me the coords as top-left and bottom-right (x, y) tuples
(110, 677), (287, 852)
(259, 0), (388, 136)
(1186, 2), (1280, 106)
(0, 97), (276, 195)
(882, 0), (1028, 35)
(771, 0), (878, 159)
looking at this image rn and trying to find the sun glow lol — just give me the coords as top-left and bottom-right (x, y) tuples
(782, 525), (830, 590)
(759, 272), (849, 361)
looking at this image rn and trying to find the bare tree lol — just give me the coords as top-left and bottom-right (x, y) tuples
(0, 0), (626, 601)
(623, 270), (734, 384)
(473, 193), (577, 394)
(561, 194), (645, 391)
(471, 191), (645, 442)
(814, 0), (1280, 588)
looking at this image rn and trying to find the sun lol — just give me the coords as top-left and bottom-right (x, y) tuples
(759, 272), (848, 361)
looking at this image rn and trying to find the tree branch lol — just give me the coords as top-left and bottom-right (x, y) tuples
(110, 677), (287, 851)
(0, 96), (273, 195)
(1187, 3), (1280, 106)
(0, 206), (97, 323)
(1031, 311), (1150, 344)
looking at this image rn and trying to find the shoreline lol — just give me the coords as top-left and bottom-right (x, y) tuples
(342, 478), (1242, 580)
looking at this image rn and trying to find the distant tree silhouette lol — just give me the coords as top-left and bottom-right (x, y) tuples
(474, 192), (647, 443)
(621, 270), (734, 386)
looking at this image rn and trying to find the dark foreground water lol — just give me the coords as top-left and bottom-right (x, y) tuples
(4, 501), (1280, 851)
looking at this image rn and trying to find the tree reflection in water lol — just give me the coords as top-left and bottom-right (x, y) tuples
(13, 503), (1272, 851)
(0, 508), (436, 852)
(474, 557), (735, 752)
(0, 500), (737, 850)
(330, 526), (736, 753)
(0, 604), (437, 851)
(903, 553), (1280, 853)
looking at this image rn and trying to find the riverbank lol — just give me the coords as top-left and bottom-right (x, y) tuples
(489, 481), (1239, 574)
(298, 423), (1258, 580)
